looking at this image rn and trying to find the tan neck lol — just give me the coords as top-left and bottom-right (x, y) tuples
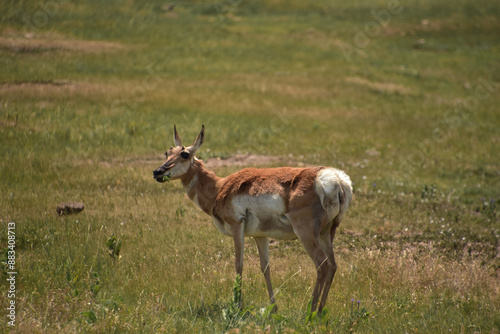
(181, 159), (221, 216)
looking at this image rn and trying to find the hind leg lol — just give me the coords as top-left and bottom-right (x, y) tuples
(289, 210), (331, 313)
(317, 224), (339, 314)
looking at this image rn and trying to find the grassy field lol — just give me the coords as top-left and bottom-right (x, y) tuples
(1, 0), (499, 332)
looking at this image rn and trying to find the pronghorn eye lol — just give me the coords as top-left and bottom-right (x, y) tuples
(180, 151), (190, 159)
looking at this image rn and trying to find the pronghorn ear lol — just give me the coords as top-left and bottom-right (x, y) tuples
(174, 125), (182, 147)
(189, 125), (205, 154)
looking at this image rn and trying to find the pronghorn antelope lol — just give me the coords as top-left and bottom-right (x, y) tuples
(153, 125), (352, 314)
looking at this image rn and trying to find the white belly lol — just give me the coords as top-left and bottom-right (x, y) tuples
(231, 194), (297, 240)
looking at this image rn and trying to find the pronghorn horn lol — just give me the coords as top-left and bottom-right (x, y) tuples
(174, 125), (182, 147)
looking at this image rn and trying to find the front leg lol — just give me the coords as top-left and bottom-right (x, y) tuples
(231, 221), (245, 308)
(254, 237), (278, 312)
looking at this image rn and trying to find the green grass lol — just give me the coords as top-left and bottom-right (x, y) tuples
(1, 0), (499, 332)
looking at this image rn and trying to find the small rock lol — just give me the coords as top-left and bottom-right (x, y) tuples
(56, 202), (85, 216)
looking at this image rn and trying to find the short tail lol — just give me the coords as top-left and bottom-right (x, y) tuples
(315, 168), (352, 221)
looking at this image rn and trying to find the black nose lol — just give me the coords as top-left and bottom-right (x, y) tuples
(153, 169), (163, 178)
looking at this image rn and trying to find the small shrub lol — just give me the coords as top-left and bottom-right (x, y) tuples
(106, 234), (122, 259)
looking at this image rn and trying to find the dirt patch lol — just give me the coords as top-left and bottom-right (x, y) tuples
(0, 79), (70, 86)
(204, 154), (299, 168)
(0, 33), (127, 54)
(345, 76), (413, 95)
(239, 74), (332, 101)
(0, 80), (126, 104)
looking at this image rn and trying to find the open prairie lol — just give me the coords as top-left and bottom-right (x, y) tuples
(0, 0), (499, 333)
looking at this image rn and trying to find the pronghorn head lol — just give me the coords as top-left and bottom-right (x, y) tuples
(153, 125), (205, 183)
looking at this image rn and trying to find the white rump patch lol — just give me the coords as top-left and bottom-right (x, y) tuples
(315, 168), (351, 220)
